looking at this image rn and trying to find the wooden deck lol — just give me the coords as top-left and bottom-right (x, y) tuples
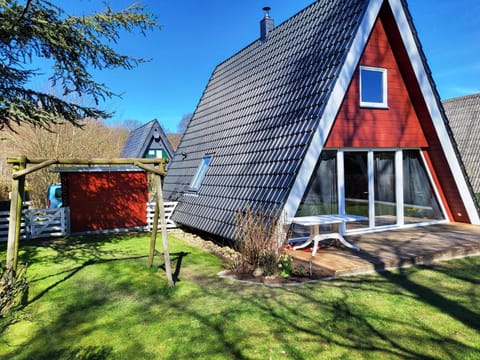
(287, 223), (480, 278)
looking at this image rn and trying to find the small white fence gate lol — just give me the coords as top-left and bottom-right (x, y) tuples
(0, 202), (177, 241)
(26, 207), (71, 239)
(146, 201), (177, 230)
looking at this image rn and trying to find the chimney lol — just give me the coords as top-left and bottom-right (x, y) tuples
(260, 6), (274, 42)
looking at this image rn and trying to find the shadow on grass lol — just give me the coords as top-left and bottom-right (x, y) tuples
(27, 255), (147, 306)
(429, 257), (480, 285)
(381, 267), (480, 331)
(27, 346), (113, 360)
(3, 232), (479, 359)
(350, 239), (480, 332)
(155, 277), (429, 359)
(155, 251), (189, 284)
(16, 232), (147, 266)
(7, 270), (473, 359)
(158, 253), (480, 359)
(230, 274), (478, 358)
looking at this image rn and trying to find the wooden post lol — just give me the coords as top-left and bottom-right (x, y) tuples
(147, 172), (174, 286)
(6, 156), (27, 271)
(157, 174), (174, 286)
(147, 197), (159, 267)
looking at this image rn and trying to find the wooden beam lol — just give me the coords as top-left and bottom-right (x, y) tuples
(6, 156), (26, 271)
(7, 157), (168, 166)
(133, 161), (166, 176)
(13, 159), (58, 179)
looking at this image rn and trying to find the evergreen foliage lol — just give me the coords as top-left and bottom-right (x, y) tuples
(0, 0), (159, 128)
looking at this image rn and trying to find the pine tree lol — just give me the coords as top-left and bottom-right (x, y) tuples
(0, 0), (159, 128)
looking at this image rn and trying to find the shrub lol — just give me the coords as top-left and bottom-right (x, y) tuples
(277, 253), (292, 278)
(233, 205), (287, 276)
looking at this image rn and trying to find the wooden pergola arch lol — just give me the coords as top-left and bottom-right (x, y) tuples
(6, 156), (174, 286)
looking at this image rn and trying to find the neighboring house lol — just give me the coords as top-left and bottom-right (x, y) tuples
(443, 93), (480, 196)
(164, 0), (480, 241)
(121, 119), (174, 160)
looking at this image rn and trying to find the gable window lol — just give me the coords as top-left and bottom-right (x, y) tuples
(360, 66), (388, 108)
(190, 155), (213, 191)
(145, 149), (167, 159)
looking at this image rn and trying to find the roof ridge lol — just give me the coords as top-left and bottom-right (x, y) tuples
(136, 118), (158, 130)
(214, 0), (321, 70)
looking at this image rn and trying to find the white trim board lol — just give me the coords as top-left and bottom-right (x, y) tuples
(282, 0), (384, 221)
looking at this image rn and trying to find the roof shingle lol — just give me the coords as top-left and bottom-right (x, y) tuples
(443, 93), (480, 194)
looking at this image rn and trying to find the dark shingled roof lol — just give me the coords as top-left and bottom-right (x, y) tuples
(121, 119), (174, 159)
(443, 93), (480, 194)
(163, 0), (370, 239)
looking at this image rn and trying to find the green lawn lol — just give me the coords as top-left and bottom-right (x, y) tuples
(1, 233), (479, 359)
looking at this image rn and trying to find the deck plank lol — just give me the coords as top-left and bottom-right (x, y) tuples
(288, 223), (480, 278)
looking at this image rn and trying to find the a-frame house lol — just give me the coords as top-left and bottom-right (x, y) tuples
(121, 119), (174, 160)
(164, 0), (480, 241)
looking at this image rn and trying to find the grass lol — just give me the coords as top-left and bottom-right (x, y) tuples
(1, 233), (480, 359)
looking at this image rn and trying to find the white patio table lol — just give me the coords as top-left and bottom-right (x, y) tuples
(289, 214), (367, 256)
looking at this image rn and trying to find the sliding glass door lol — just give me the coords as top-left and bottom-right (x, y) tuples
(403, 150), (444, 224)
(296, 150), (338, 216)
(295, 149), (446, 231)
(374, 152), (396, 226)
(343, 152), (369, 230)
(342, 149), (445, 231)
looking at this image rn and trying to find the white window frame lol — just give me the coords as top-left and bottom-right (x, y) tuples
(190, 155), (213, 191)
(360, 66), (388, 108)
(338, 148), (447, 234)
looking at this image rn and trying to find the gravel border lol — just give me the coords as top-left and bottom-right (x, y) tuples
(169, 228), (240, 263)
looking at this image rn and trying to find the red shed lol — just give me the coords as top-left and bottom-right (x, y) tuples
(55, 166), (148, 233)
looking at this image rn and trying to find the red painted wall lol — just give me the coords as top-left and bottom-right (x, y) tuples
(325, 16), (428, 148)
(378, 3), (470, 223)
(62, 171), (148, 233)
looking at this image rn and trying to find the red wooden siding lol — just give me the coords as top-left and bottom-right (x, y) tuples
(378, 3), (470, 223)
(421, 150), (454, 221)
(63, 171), (148, 233)
(325, 16), (428, 148)
(323, 3), (470, 223)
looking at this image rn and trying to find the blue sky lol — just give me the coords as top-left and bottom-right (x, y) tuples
(33, 0), (480, 133)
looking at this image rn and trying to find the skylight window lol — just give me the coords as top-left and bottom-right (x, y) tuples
(190, 155), (213, 190)
(360, 66), (388, 108)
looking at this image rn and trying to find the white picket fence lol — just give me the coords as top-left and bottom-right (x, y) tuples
(0, 201), (177, 241)
(0, 208), (28, 241)
(146, 201), (177, 230)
